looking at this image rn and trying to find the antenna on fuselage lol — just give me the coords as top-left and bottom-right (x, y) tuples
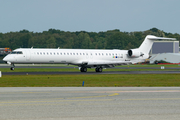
(58, 47), (60, 49)
(31, 46), (33, 49)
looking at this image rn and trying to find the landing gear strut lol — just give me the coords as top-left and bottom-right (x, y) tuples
(10, 64), (15, 71)
(95, 67), (102, 72)
(80, 67), (87, 72)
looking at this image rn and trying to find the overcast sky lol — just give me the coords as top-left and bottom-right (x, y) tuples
(0, 0), (180, 33)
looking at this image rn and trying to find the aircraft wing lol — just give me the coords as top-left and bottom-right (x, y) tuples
(87, 60), (132, 65)
(71, 60), (132, 68)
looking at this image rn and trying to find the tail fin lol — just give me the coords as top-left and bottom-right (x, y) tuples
(139, 35), (176, 55)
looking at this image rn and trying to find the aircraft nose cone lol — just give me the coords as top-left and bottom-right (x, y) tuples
(3, 56), (8, 61)
(3, 55), (12, 62)
(3, 56), (12, 64)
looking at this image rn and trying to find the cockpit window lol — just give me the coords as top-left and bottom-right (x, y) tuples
(11, 51), (23, 54)
(17, 51), (23, 54)
(11, 52), (16, 54)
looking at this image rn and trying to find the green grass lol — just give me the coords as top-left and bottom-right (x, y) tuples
(0, 68), (179, 72)
(0, 64), (180, 72)
(0, 68), (80, 72)
(0, 64), (180, 87)
(0, 74), (180, 87)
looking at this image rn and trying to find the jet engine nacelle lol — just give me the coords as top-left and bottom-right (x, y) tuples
(128, 49), (143, 58)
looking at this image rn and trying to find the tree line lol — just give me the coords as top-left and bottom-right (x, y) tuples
(0, 28), (179, 50)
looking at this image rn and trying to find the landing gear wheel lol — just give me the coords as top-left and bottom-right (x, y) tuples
(80, 67), (87, 72)
(98, 67), (102, 72)
(10, 67), (14, 71)
(95, 67), (102, 72)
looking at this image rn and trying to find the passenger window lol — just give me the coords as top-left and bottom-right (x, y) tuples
(112, 53), (114, 56)
(60, 53), (62, 55)
(83, 53), (85, 55)
(106, 53), (108, 56)
(50, 53), (52, 55)
(99, 53), (100, 55)
(67, 53), (69, 55)
(57, 53), (59, 55)
(64, 53), (66, 55)
(102, 53), (104, 55)
(47, 52), (49, 55)
(109, 53), (111, 56)
(37, 52), (39, 55)
(73, 53), (75, 55)
(70, 53), (72, 55)
(95, 53), (97, 55)
(77, 53), (78, 55)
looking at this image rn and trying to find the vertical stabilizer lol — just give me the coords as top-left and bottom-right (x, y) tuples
(139, 35), (176, 55)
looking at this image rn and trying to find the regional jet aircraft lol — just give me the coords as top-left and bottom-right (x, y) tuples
(3, 35), (176, 72)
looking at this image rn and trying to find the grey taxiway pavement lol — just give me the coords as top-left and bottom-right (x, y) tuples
(2, 70), (180, 75)
(0, 87), (180, 120)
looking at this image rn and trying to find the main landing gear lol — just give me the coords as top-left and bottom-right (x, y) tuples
(80, 66), (103, 72)
(80, 67), (87, 72)
(95, 67), (102, 72)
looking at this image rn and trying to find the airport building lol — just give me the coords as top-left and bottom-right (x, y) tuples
(150, 41), (180, 64)
(150, 41), (179, 54)
(150, 53), (180, 64)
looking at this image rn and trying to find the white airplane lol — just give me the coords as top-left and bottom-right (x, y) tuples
(3, 35), (176, 72)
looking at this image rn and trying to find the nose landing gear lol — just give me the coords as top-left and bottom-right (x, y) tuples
(10, 67), (15, 71)
(10, 64), (15, 71)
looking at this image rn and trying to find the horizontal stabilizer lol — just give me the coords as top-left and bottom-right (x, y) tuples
(147, 35), (176, 40)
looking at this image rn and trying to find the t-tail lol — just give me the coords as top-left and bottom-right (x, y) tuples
(127, 35), (176, 58)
